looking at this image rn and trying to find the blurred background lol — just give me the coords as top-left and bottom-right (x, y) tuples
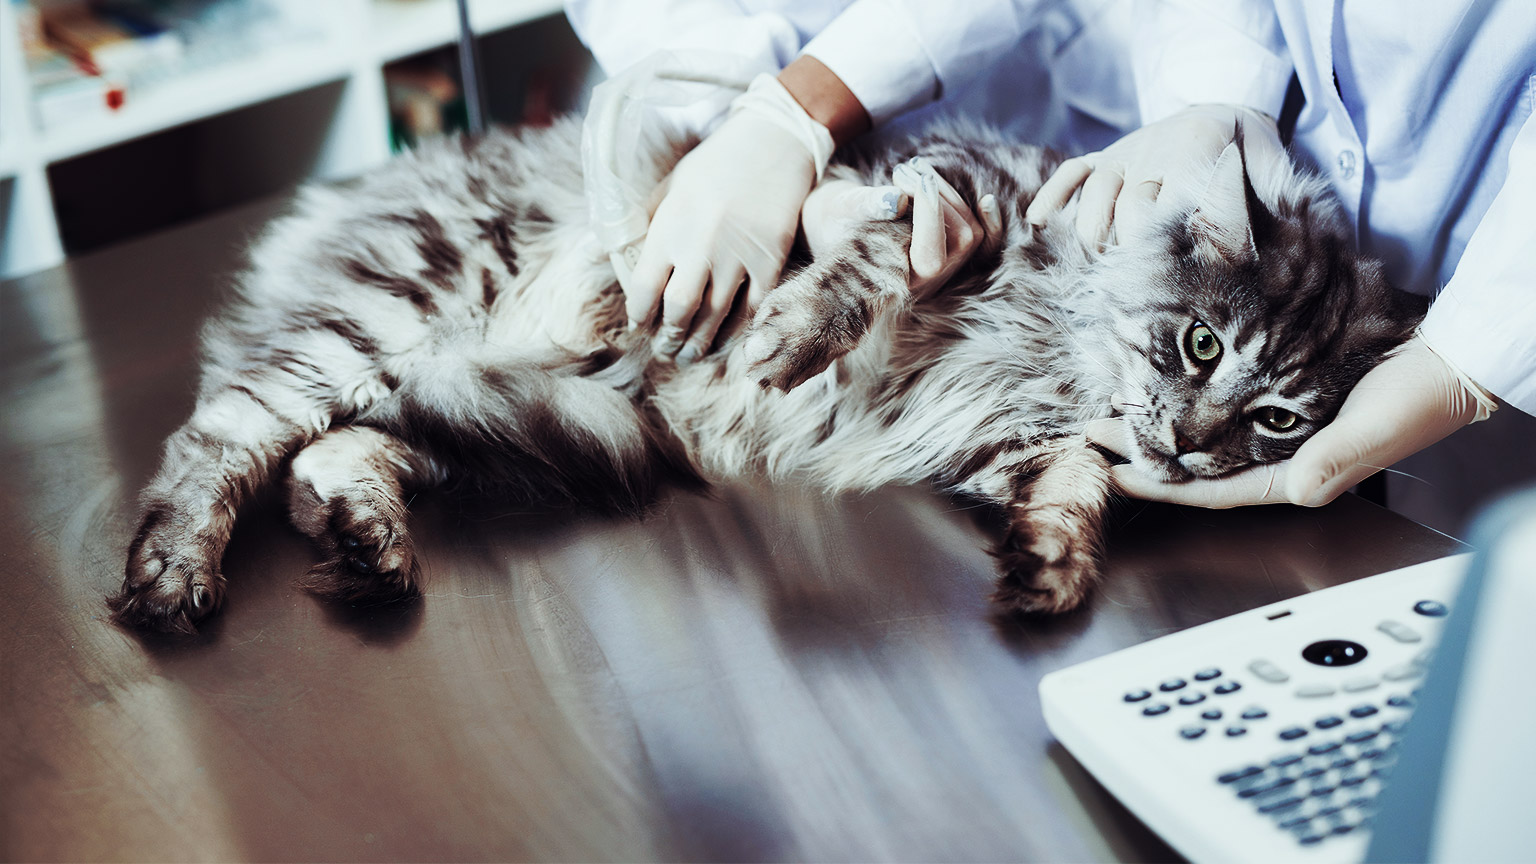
(0, 0), (595, 272)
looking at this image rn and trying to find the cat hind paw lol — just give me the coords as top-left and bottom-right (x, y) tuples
(110, 506), (225, 634)
(298, 504), (420, 606)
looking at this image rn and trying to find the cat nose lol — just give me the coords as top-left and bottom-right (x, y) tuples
(1172, 426), (1202, 456)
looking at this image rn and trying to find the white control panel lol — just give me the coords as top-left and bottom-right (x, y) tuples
(1040, 554), (1470, 864)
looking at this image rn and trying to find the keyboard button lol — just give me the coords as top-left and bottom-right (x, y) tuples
(1360, 747), (1386, 761)
(1180, 726), (1206, 740)
(1332, 756), (1357, 770)
(1179, 692), (1207, 706)
(1271, 754), (1304, 768)
(1241, 707), (1269, 720)
(1349, 705), (1380, 719)
(1280, 727), (1309, 741)
(1160, 678), (1188, 692)
(1142, 703), (1170, 716)
(1346, 729), (1379, 744)
(1259, 795), (1304, 814)
(1315, 715), (1344, 729)
(1377, 620), (1423, 643)
(1123, 689), (1152, 702)
(1383, 664), (1421, 681)
(1308, 741), (1341, 755)
(1343, 676), (1379, 692)
(1298, 830), (1327, 845)
(1300, 765), (1326, 778)
(1341, 774), (1367, 787)
(1296, 683), (1336, 698)
(1302, 639), (1368, 667)
(1248, 659), (1290, 683)
(1214, 681), (1242, 695)
(1194, 667), (1222, 681)
(1279, 814), (1311, 830)
(1227, 726), (1248, 737)
(1414, 599), (1449, 617)
(1386, 694), (1415, 709)
(1202, 708), (1223, 720)
(1218, 765), (1265, 784)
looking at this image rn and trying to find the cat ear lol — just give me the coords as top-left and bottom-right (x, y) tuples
(1187, 142), (1258, 266)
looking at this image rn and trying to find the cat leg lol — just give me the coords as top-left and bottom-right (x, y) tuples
(956, 436), (1115, 615)
(112, 377), (331, 633)
(286, 426), (442, 604)
(742, 222), (911, 391)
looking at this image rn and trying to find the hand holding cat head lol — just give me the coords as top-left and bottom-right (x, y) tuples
(1085, 130), (1424, 494)
(1089, 334), (1496, 508)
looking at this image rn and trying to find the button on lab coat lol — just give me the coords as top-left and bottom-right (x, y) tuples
(1136, 0), (1536, 414)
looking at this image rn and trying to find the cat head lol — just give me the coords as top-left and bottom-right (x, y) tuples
(1099, 139), (1420, 482)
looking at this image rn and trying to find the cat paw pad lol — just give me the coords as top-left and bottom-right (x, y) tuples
(301, 514), (419, 605)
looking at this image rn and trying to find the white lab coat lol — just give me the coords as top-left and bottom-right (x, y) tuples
(564, 0), (1140, 154)
(1135, 0), (1536, 415)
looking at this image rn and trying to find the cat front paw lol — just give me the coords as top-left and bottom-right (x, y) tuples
(989, 514), (1100, 615)
(110, 505), (225, 634)
(742, 277), (872, 392)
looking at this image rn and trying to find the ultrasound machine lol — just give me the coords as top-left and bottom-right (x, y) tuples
(1041, 489), (1536, 862)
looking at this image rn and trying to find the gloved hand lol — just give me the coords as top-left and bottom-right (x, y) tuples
(1085, 334), (1500, 508)
(625, 74), (835, 362)
(800, 157), (1003, 295)
(1025, 103), (1284, 250)
(581, 50), (759, 285)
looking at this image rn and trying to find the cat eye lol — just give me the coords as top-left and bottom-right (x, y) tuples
(1256, 407), (1299, 432)
(1185, 323), (1222, 364)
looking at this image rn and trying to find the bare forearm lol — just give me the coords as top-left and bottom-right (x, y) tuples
(777, 55), (871, 149)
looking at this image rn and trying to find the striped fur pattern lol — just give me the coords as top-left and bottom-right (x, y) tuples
(110, 118), (1418, 633)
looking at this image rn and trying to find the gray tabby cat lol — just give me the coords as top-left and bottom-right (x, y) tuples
(110, 118), (1417, 633)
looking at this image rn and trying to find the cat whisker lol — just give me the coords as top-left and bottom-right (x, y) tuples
(1354, 463), (1434, 487)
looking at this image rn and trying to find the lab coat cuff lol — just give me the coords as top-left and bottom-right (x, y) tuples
(1420, 300), (1536, 417)
(801, 0), (939, 127)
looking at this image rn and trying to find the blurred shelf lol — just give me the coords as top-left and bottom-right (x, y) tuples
(39, 39), (352, 163)
(0, 0), (582, 278)
(372, 0), (564, 62)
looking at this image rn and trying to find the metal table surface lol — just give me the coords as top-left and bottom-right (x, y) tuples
(0, 199), (1463, 862)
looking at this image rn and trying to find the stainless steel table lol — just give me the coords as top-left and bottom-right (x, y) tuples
(0, 199), (1463, 861)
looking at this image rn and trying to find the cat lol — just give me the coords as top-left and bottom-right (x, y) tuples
(109, 117), (1419, 634)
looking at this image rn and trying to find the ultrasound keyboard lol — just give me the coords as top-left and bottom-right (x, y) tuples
(1039, 554), (1469, 863)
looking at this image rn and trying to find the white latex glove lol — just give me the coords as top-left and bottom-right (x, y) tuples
(800, 157), (1002, 295)
(1025, 103), (1284, 249)
(581, 50), (758, 279)
(626, 74), (835, 362)
(1085, 334), (1500, 508)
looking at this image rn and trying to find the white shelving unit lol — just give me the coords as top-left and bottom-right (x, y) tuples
(0, 0), (565, 278)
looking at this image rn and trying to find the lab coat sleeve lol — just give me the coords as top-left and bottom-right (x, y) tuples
(1418, 112), (1536, 416)
(800, 0), (1031, 126)
(1131, 0), (1293, 123)
(564, 0), (802, 79)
